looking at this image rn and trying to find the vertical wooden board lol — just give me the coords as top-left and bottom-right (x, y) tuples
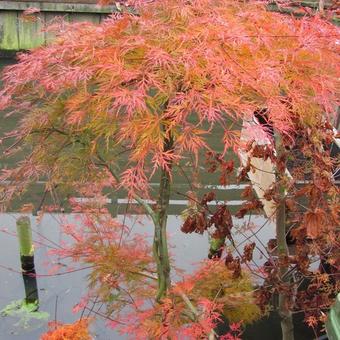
(0, 11), (19, 50)
(18, 13), (45, 49)
(44, 12), (70, 45)
(44, 12), (54, 45)
(44, 12), (58, 45)
(69, 13), (100, 24)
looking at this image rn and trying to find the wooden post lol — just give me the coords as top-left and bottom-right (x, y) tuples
(16, 216), (39, 306)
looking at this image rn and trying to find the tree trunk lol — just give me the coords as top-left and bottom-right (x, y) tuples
(277, 194), (294, 340)
(275, 135), (294, 340)
(154, 133), (173, 302)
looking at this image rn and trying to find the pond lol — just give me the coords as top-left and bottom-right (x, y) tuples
(0, 213), (256, 340)
(0, 212), (318, 339)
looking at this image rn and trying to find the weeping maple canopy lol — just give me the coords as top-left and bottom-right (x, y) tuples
(0, 0), (339, 199)
(1, 1), (339, 338)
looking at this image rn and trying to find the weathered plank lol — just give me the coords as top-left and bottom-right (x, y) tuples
(0, 1), (116, 13)
(0, 11), (19, 50)
(69, 12), (100, 24)
(18, 13), (45, 49)
(9, 0), (98, 3)
(44, 12), (70, 44)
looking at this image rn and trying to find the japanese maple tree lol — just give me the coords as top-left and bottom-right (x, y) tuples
(0, 0), (339, 338)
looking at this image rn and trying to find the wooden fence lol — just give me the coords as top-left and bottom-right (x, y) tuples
(0, 1), (116, 50)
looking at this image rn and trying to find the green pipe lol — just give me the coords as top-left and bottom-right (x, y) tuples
(16, 216), (34, 257)
(16, 216), (39, 305)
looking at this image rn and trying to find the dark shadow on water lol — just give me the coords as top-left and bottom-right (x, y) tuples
(242, 312), (317, 340)
(215, 312), (321, 340)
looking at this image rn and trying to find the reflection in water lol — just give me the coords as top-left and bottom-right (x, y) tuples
(0, 213), (317, 339)
(0, 213), (276, 339)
